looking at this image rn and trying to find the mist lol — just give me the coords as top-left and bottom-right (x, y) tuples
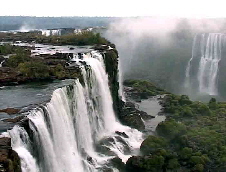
(104, 17), (226, 99)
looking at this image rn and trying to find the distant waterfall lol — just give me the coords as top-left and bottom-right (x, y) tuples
(185, 33), (225, 95)
(9, 51), (143, 172)
(185, 34), (198, 88)
(41, 29), (61, 36)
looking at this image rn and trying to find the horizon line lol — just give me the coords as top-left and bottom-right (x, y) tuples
(1, 15), (226, 19)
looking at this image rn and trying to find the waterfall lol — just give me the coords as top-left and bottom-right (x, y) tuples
(118, 58), (126, 102)
(41, 30), (51, 36)
(8, 51), (143, 172)
(185, 33), (225, 95)
(184, 34), (198, 88)
(9, 126), (40, 172)
(41, 29), (61, 36)
(0, 60), (4, 67)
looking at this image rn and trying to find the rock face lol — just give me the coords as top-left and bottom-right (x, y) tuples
(0, 67), (24, 86)
(0, 108), (20, 115)
(100, 48), (152, 131)
(102, 48), (120, 117)
(0, 137), (21, 172)
(117, 100), (153, 131)
(2, 116), (25, 123)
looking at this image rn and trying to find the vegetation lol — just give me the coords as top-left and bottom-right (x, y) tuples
(124, 80), (226, 172)
(36, 31), (108, 46)
(0, 31), (110, 83)
(4, 50), (30, 68)
(0, 44), (29, 56)
(124, 79), (167, 98)
(18, 61), (50, 78)
(158, 95), (226, 171)
(0, 44), (81, 82)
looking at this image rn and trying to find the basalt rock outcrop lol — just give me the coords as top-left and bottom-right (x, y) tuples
(0, 137), (21, 172)
(0, 108), (20, 115)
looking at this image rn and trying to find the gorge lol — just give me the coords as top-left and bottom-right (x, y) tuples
(2, 18), (226, 172)
(0, 34), (150, 172)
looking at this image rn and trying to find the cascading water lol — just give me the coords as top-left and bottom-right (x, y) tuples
(8, 51), (143, 172)
(41, 29), (61, 36)
(185, 33), (225, 95)
(184, 34), (198, 88)
(0, 60), (4, 67)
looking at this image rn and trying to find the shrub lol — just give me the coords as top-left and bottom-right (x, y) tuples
(140, 135), (167, 155)
(51, 64), (66, 79)
(5, 50), (30, 68)
(18, 61), (50, 78)
(156, 119), (187, 140)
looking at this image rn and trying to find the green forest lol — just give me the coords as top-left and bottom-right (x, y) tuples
(125, 80), (226, 172)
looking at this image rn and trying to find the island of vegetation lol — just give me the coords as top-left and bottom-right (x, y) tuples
(0, 31), (113, 86)
(124, 79), (226, 172)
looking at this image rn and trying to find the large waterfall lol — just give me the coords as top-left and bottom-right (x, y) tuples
(8, 51), (143, 172)
(185, 33), (225, 95)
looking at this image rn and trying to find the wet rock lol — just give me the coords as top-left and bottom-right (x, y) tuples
(87, 156), (94, 165)
(96, 135), (131, 157)
(92, 44), (108, 51)
(140, 111), (155, 120)
(96, 137), (117, 156)
(115, 136), (131, 154)
(115, 131), (129, 138)
(78, 53), (83, 59)
(120, 114), (145, 131)
(110, 157), (126, 172)
(118, 101), (145, 131)
(124, 102), (135, 108)
(2, 116), (25, 123)
(0, 137), (22, 172)
(0, 138), (11, 148)
(0, 67), (21, 86)
(0, 108), (20, 115)
(0, 56), (5, 63)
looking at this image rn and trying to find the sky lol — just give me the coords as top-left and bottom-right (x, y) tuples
(0, 0), (226, 18)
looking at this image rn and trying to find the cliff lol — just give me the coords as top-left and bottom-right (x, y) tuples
(0, 137), (21, 172)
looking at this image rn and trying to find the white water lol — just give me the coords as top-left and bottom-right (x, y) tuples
(118, 57), (126, 102)
(41, 29), (61, 36)
(9, 126), (40, 172)
(184, 34), (197, 88)
(9, 51), (143, 172)
(0, 60), (4, 67)
(185, 33), (225, 95)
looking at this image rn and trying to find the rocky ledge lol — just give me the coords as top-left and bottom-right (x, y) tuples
(117, 79), (167, 131)
(118, 100), (153, 131)
(0, 137), (21, 172)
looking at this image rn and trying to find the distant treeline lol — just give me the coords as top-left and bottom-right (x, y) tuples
(0, 16), (120, 31)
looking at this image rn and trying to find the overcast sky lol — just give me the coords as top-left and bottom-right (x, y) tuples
(0, 0), (225, 18)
